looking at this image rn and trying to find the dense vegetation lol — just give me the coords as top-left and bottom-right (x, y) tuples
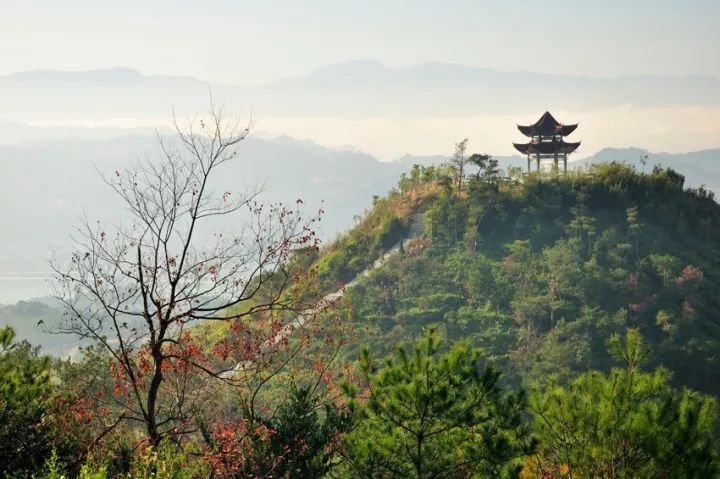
(3, 150), (720, 477)
(3, 323), (717, 478)
(347, 162), (720, 398)
(338, 328), (534, 478)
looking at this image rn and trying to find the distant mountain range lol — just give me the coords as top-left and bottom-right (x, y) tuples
(1, 61), (718, 123)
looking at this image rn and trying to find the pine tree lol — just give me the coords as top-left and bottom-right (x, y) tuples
(341, 328), (535, 478)
(530, 329), (719, 478)
(0, 326), (56, 476)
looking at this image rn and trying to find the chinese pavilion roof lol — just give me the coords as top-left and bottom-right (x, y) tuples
(513, 140), (581, 155)
(517, 111), (578, 137)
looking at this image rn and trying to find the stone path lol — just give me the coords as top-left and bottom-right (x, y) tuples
(218, 210), (426, 379)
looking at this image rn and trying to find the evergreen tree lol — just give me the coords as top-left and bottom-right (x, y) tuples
(530, 329), (719, 478)
(341, 328), (535, 478)
(269, 385), (352, 478)
(0, 326), (56, 476)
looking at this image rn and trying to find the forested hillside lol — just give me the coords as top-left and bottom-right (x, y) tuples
(336, 161), (720, 396)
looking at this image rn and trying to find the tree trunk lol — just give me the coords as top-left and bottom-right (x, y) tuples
(146, 346), (165, 447)
(415, 433), (423, 478)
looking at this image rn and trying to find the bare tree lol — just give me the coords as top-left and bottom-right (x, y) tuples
(52, 104), (320, 447)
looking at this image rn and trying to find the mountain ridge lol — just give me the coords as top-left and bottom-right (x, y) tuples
(1, 60), (718, 122)
(6, 61), (720, 85)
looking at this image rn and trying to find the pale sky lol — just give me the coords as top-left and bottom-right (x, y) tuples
(1, 1), (719, 159)
(2, 0), (719, 84)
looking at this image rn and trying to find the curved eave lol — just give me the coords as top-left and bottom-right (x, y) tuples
(517, 123), (579, 137)
(559, 124), (578, 136)
(517, 108), (579, 137)
(513, 142), (533, 154)
(513, 141), (581, 155)
(561, 141), (581, 154)
(517, 125), (534, 137)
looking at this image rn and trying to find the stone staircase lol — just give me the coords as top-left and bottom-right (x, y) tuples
(219, 207), (428, 380)
(406, 211), (426, 239)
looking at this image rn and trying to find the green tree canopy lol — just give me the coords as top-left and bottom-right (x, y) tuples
(341, 328), (535, 478)
(530, 329), (719, 478)
(0, 326), (56, 476)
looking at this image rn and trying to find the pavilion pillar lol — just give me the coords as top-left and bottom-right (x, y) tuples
(536, 154), (540, 172)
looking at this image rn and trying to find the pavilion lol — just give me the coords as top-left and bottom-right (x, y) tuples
(513, 111), (580, 174)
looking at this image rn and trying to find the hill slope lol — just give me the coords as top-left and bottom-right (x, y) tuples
(318, 164), (720, 397)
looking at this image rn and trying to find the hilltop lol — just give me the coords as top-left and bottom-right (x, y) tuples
(308, 162), (720, 397)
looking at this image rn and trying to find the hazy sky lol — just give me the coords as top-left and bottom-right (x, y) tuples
(1, 1), (719, 160)
(3, 0), (719, 83)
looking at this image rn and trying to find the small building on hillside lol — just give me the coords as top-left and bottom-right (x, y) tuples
(513, 111), (580, 174)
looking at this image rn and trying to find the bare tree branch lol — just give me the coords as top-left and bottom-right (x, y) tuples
(52, 103), (321, 446)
